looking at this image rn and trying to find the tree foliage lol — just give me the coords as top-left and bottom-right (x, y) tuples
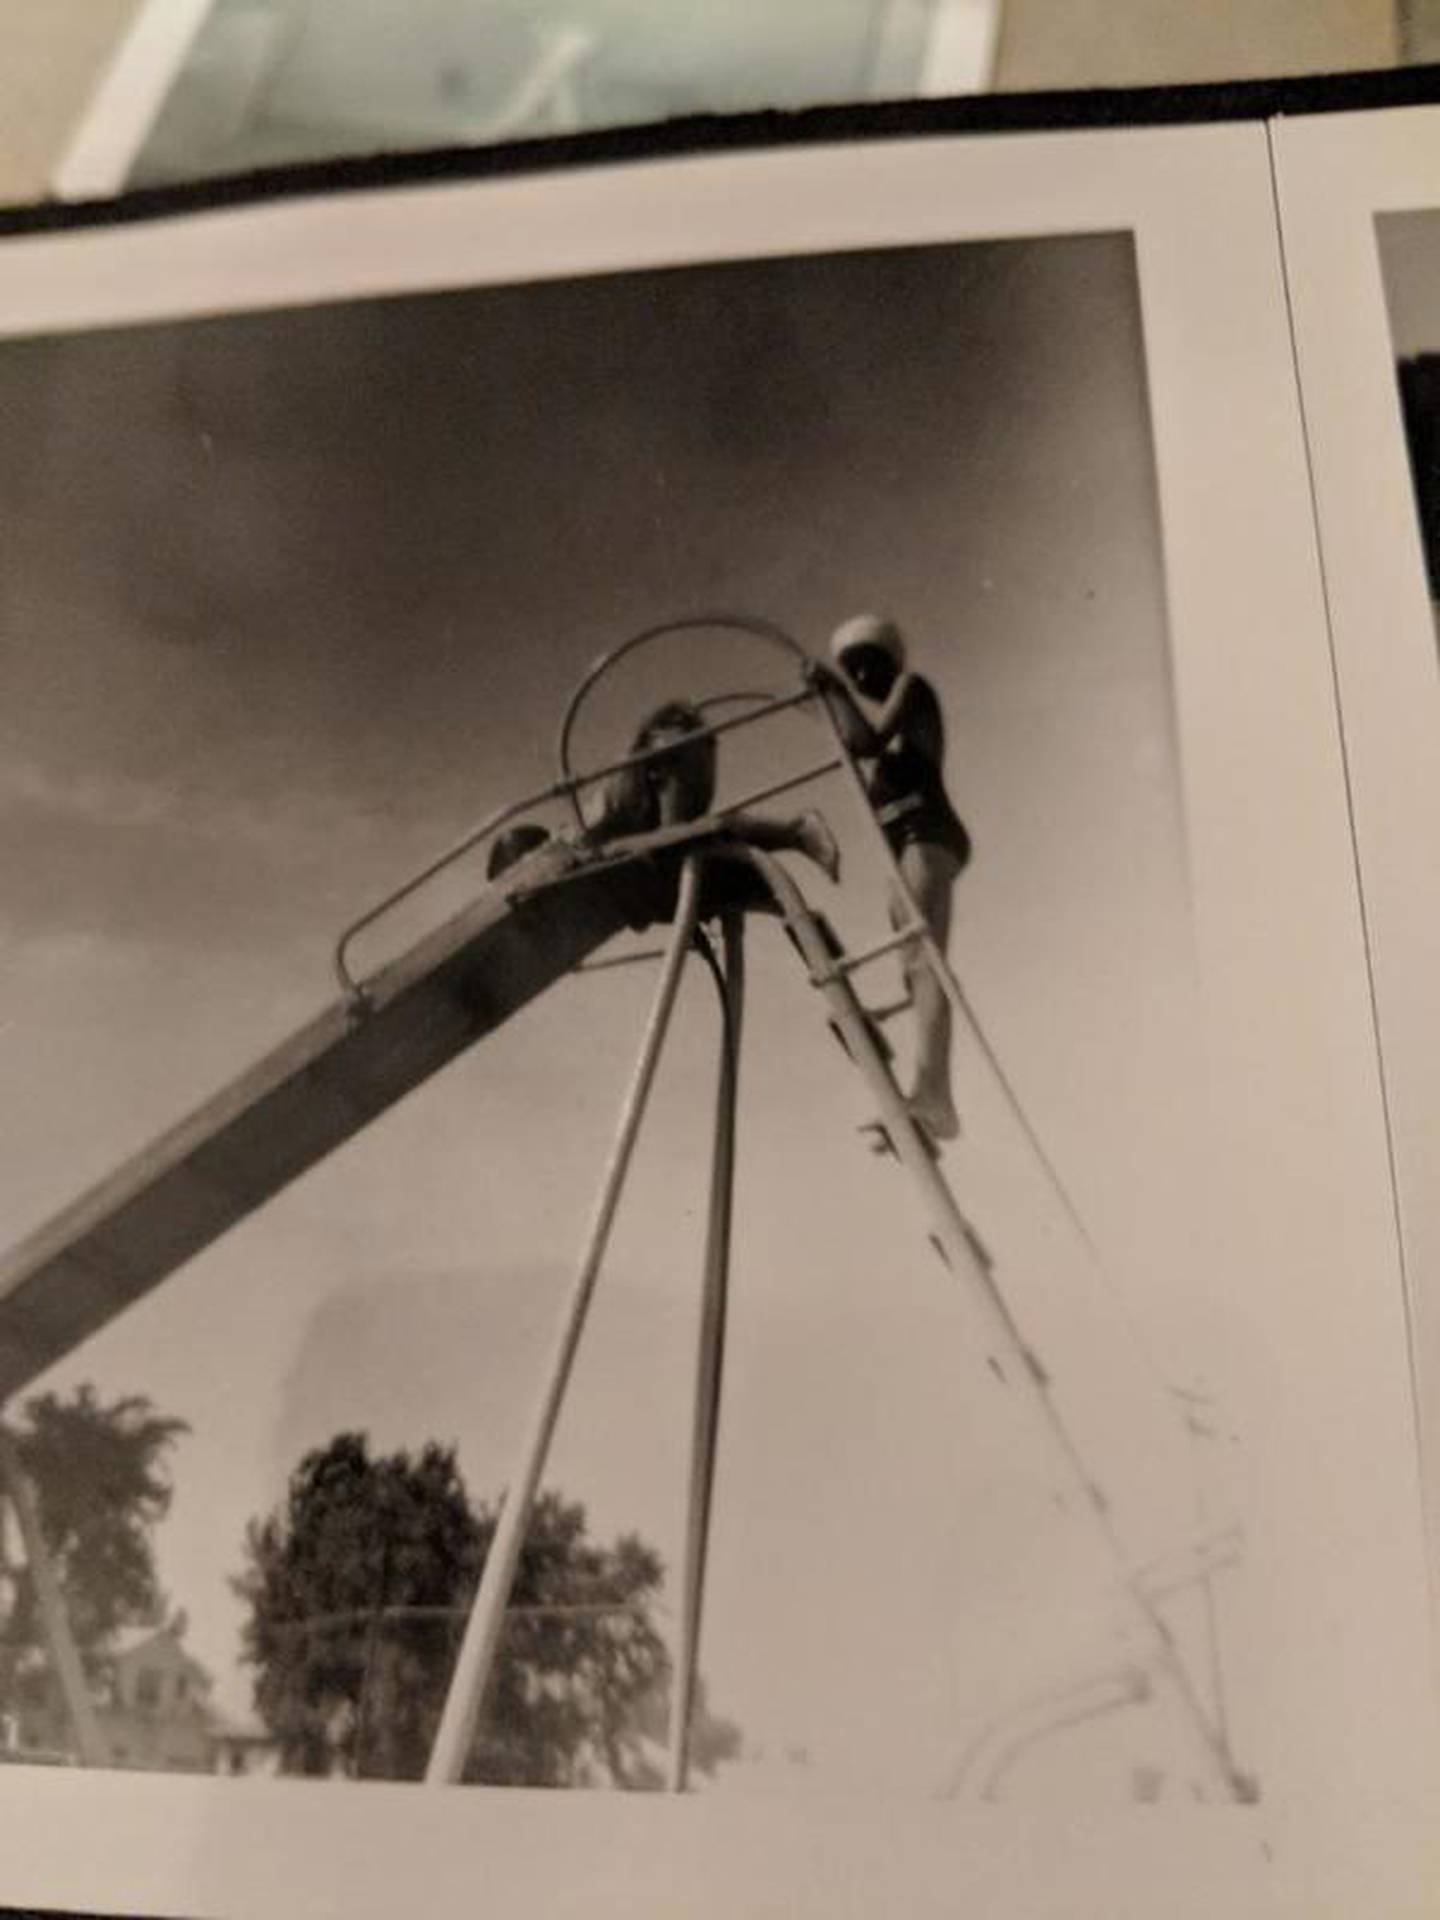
(236, 1433), (478, 1778)
(235, 1433), (740, 1786)
(0, 1385), (188, 1701)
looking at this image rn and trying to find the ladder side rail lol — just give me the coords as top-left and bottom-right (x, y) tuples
(712, 756), (844, 820)
(730, 846), (1250, 1803)
(424, 856), (705, 1785)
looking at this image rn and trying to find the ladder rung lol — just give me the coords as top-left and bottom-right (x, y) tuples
(810, 924), (925, 987)
(863, 997), (912, 1024)
(860, 1116), (940, 1164)
(572, 948), (667, 974)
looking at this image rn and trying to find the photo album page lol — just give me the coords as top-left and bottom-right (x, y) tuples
(0, 107), (1438, 1919)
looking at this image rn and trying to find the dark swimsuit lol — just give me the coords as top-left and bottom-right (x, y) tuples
(867, 677), (971, 868)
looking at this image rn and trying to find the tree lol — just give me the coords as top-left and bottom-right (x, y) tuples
(0, 1385), (188, 1715)
(235, 1433), (741, 1786)
(236, 1432), (479, 1778)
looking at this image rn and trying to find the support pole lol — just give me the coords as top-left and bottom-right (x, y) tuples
(668, 911), (745, 1792)
(425, 857), (705, 1785)
(733, 847), (1251, 1804)
(0, 1426), (110, 1768)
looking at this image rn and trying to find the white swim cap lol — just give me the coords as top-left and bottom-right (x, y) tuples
(829, 614), (906, 670)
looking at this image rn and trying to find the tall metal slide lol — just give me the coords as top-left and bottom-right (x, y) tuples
(0, 616), (1253, 1802)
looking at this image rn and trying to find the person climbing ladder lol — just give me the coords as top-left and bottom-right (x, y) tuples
(811, 614), (971, 1144)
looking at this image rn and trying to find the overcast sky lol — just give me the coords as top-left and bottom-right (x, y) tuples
(0, 232), (1241, 1797)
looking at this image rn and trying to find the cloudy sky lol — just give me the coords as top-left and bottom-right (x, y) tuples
(0, 231), (1240, 1797)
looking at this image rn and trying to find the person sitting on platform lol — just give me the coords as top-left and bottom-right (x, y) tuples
(589, 700), (839, 879)
(488, 700), (839, 885)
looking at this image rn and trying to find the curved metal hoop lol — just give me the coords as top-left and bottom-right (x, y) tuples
(555, 613), (809, 832)
(334, 629), (812, 1001)
(944, 1666), (1154, 1803)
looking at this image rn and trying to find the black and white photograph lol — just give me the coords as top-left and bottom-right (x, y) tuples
(0, 127), (1435, 1920)
(0, 225), (1244, 1799)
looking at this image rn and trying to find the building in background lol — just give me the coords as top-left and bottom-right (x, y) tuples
(12, 1619), (276, 1774)
(97, 1622), (218, 1771)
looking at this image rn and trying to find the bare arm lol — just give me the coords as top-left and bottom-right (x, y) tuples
(808, 660), (915, 757)
(866, 671), (916, 746)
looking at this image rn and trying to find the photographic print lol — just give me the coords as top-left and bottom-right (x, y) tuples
(0, 126), (1434, 1919)
(0, 226), (1240, 1803)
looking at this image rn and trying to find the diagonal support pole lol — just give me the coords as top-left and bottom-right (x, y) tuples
(425, 856), (705, 1785)
(0, 1425), (110, 1768)
(668, 911), (745, 1792)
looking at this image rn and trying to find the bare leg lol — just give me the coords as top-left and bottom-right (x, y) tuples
(726, 810), (840, 883)
(893, 842), (960, 1142)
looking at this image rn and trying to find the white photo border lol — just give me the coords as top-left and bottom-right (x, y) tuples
(1274, 103), (1440, 1619)
(0, 122), (1435, 1918)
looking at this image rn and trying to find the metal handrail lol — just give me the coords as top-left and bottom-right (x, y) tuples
(555, 613), (810, 831)
(331, 679), (817, 999)
(694, 689), (785, 716)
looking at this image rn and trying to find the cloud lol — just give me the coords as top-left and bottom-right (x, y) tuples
(0, 746), (422, 972)
(0, 923), (155, 979)
(0, 754), (368, 860)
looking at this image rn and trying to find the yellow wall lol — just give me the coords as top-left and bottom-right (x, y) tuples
(0, 0), (142, 200)
(0, 3), (1413, 204)
(994, 0), (1398, 90)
